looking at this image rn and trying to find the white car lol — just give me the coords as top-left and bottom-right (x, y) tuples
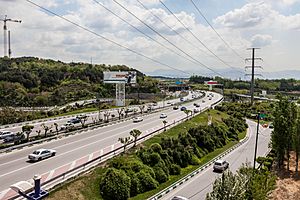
(172, 196), (189, 200)
(133, 117), (143, 123)
(28, 149), (56, 162)
(160, 113), (167, 118)
(60, 122), (74, 130)
(0, 131), (15, 139)
(213, 160), (229, 172)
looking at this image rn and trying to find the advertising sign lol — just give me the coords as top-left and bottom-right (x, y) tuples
(103, 71), (137, 84)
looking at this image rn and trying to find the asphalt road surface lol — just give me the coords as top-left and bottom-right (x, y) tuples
(0, 91), (197, 139)
(161, 119), (271, 200)
(0, 92), (222, 193)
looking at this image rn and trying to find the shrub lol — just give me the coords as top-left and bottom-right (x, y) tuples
(136, 170), (158, 193)
(170, 164), (181, 175)
(153, 166), (169, 183)
(100, 168), (131, 200)
(150, 143), (162, 153)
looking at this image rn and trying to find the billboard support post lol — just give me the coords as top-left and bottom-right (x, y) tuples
(116, 83), (125, 107)
(103, 71), (136, 107)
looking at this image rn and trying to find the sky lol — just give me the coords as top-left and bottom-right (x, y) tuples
(1, 0), (300, 78)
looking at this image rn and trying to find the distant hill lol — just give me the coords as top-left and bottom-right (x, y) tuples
(147, 68), (300, 80)
(0, 57), (159, 107)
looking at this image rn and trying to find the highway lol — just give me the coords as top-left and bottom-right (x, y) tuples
(161, 119), (271, 200)
(0, 91), (222, 196)
(0, 91), (195, 138)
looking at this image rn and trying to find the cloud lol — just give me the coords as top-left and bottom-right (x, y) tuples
(251, 34), (273, 47)
(214, 2), (273, 28)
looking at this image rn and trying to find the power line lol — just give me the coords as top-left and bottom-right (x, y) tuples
(111, 0), (223, 76)
(92, 0), (202, 70)
(25, 0), (190, 75)
(159, 0), (244, 75)
(189, 0), (245, 61)
(135, 0), (216, 60)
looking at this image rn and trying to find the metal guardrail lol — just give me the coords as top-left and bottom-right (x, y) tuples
(0, 92), (206, 153)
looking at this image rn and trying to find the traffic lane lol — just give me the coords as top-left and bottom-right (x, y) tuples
(0, 92), (196, 135)
(162, 120), (271, 200)
(0, 91), (213, 166)
(0, 95), (212, 179)
(0, 93), (216, 191)
(0, 99), (205, 191)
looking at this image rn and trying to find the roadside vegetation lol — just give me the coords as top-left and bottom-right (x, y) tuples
(47, 109), (247, 200)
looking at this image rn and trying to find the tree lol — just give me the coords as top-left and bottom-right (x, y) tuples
(118, 137), (132, 153)
(100, 168), (131, 200)
(138, 104), (145, 114)
(77, 115), (88, 128)
(36, 130), (41, 137)
(184, 110), (192, 120)
(54, 122), (59, 135)
(130, 129), (142, 147)
(22, 124), (34, 141)
(294, 107), (300, 173)
(104, 111), (111, 122)
(41, 123), (52, 138)
(162, 120), (167, 131)
(117, 108), (124, 120)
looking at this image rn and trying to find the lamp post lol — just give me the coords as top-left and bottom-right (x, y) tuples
(253, 112), (260, 170)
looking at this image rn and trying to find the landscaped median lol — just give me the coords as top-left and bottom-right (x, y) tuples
(46, 109), (248, 200)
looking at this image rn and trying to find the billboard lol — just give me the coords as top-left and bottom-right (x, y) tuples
(103, 71), (137, 84)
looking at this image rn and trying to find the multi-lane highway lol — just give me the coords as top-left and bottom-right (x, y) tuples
(161, 119), (271, 200)
(0, 91), (195, 138)
(0, 91), (222, 197)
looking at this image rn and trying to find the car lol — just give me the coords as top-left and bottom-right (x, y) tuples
(209, 97), (212, 100)
(160, 113), (167, 118)
(181, 106), (187, 111)
(167, 102), (172, 105)
(195, 103), (200, 107)
(202, 100), (205, 103)
(213, 160), (229, 172)
(133, 117), (143, 123)
(0, 131), (15, 139)
(153, 102), (158, 106)
(171, 196), (189, 200)
(180, 97), (184, 102)
(28, 149), (56, 162)
(60, 122), (75, 130)
(68, 118), (80, 124)
(193, 108), (200, 113)
(269, 123), (274, 129)
(173, 106), (179, 110)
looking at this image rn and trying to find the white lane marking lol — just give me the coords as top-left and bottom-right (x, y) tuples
(45, 170), (55, 182)
(69, 160), (76, 171)
(0, 95), (220, 169)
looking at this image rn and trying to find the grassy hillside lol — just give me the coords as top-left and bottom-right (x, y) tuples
(0, 57), (160, 107)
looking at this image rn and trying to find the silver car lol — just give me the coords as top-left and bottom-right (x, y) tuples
(0, 131), (15, 139)
(213, 160), (229, 172)
(28, 149), (56, 162)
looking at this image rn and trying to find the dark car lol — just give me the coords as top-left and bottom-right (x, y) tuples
(173, 106), (179, 110)
(181, 106), (187, 111)
(68, 118), (80, 124)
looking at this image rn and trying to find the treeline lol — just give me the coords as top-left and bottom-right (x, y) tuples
(99, 114), (248, 200)
(271, 95), (300, 170)
(189, 75), (300, 92)
(215, 102), (273, 122)
(0, 57), (159, 107)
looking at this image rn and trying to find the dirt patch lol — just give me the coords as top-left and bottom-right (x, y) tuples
(269, 152), (300, 200)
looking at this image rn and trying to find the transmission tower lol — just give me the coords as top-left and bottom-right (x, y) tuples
(245, 48), (262, 105)
(0, 15), (21, 57)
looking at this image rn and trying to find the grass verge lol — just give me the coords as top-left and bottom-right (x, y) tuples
(46, 109), (246, 200)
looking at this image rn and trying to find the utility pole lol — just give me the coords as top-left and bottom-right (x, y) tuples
(245, 48), (262, 105)
(8, 30), (12, 58)
(0, 15), (21, 57)
(253, 112), (260, 170)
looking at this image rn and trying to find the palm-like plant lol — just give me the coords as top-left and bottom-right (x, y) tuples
(118, 137), (132, 153)
(130, 129), (142, 146)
